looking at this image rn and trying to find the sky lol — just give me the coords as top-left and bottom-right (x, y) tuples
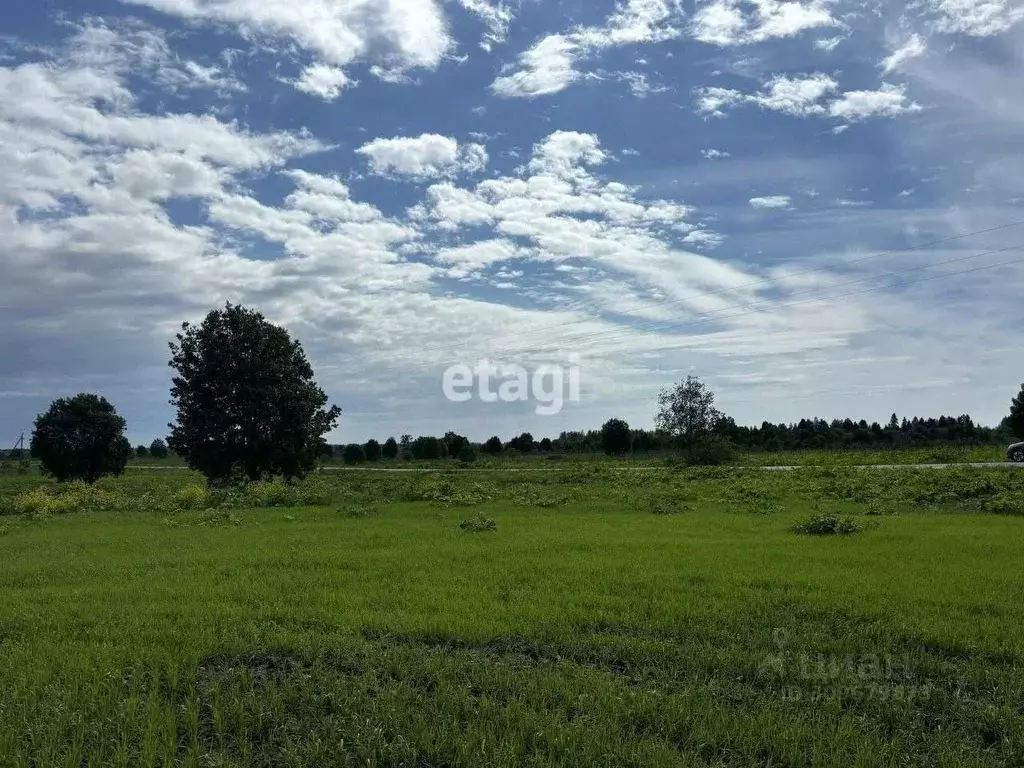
(1, 0), (1023, 445)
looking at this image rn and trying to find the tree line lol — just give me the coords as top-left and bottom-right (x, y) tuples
(10, 304), (1024, 483)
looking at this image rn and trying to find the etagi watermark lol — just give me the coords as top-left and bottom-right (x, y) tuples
(442, 356), (581, 415)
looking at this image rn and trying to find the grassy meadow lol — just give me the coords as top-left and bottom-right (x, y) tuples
(1, 463), (1023, 766)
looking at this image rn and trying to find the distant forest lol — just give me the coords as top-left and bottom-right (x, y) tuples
(540, 414), (1009, 455)
(323, 413), (1013, 462)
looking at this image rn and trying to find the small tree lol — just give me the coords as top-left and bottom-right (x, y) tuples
(539, 437), (553, 452)
(482, 436), (503, 455)
(149, 438), (169, 459)
(411, 436), (446, 460)
(443, 431), (469, 459)
(655, 376), (722, 448)
(342, 444), (366, 465)
(457, 444), (477, 463)
(1009, 383), (1024, 440)
(167, 304), (341, 483)
(601, 418), (632, 455)
(136, 444), (149, 458)
(30, 393), (130, 483)
(382, 437), (399, 459)
(508, 432), (534, 453)
(364, 439), (382, 462)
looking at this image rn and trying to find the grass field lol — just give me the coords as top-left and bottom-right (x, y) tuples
(1, 464), (1023, 766)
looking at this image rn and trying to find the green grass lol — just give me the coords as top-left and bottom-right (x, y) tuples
(1, 466), (1023, 766)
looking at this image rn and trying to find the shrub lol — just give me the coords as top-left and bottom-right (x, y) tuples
(684, 435), (738, 466)
(13, 489), (69, 518)
(793, 513), (863, 535)
(342, 444), (366, 465)
(482, 436), (503, 455)
(601, 418), (632, 455)
(457, 444), (477, 464)
(382, 438), (399, 459)
(149, 439), (169, 459)
(982, 493), (1024, 516)
(244, 481), (296, 507)
(173, 484), (211, 510)
(459, 512), (496, 532)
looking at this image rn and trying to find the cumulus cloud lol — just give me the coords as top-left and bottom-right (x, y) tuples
(121, 0), (453, 80)
(752, 73), (838, 116)
(690, 0), (836, 46)
(697, 75), (921, 122)
(749, 195), (793, 209)
(702, 148), (731, 159)
(827, 83), (922, 120)
(929, 0), (1024, 36)
(492, 0), (684, 98)
(292, 63), (352, 100)
(357, 134), (488, 179)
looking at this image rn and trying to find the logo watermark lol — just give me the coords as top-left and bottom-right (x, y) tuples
(759, 629), (934, 703)
(442, 356), (581, 416)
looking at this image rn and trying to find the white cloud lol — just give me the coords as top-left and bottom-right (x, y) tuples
(491, 34), (580, 98)
(827, 83), (922, 121)
(357, 134), (488, 179)
(528, 131), (607, 176)
(121, 0), (453, 74)
(702, 148), (731, 159)
(292, 63), (352, 100)
(749, 195), (793, 209)
(698, 75), (921, 123)
(752, 73), (838, 116)
(690, 0), (836, 46)
(814, 35), (845, 51)
(457, 0), (514, 50)
(695, 86), (745, 117)
(492, 0), (684, 98)
(435, 238), (525, 278)
(929, 0), (1024, 36)
(880, 34), (926, 74)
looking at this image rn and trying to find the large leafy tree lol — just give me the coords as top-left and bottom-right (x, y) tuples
(655, 375), (722, 447)
(382, 437), (399, 459)
(30, 393), (131, 483)
(149, 438), (169, 459)
(168, 304), (341, 483)
(1009, 383), (1024, 439)
(601, 418), (632, 455)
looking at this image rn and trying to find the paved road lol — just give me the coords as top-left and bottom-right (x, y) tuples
(129, 462), (1024, 473)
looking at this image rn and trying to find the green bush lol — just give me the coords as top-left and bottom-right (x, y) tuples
(982, 493), (1024, 516)
(459, 512), (496, 532)
(173, 484), (211, 510)
(457, 444), (477, 464)
(793, 513), (863, 535)
(244, 481), (296, 507)
(682, 436), (738, 467)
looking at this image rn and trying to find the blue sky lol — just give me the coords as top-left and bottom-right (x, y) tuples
(1, 0), (1023, 445)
